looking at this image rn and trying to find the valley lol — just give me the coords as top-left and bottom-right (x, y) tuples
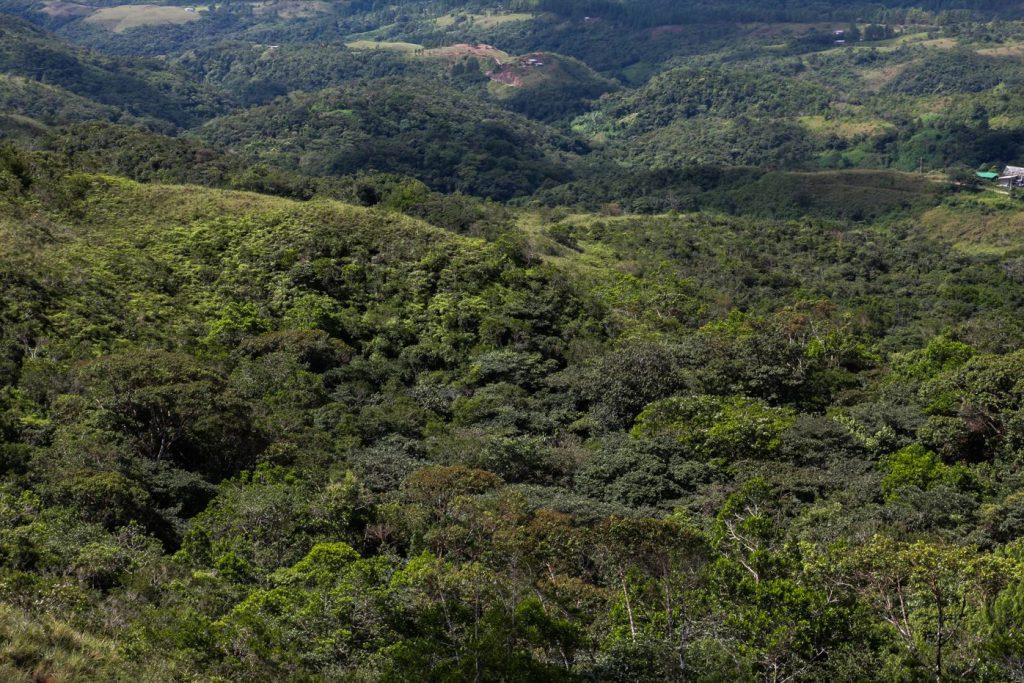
(2, 0), (1024, 680)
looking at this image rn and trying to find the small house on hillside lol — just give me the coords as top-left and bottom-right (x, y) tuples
(998, 165), (1024, 188)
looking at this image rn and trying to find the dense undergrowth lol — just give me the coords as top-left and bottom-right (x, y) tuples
(3, 142), (1024, 679)
(3, 0), (1024, 679)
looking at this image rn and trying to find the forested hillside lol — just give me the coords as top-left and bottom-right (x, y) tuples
(198, 78), (582, 200)
(3, 0), (1024, 680)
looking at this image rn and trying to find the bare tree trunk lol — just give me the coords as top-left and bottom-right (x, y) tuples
(678, 621), (687, 683)
(621, 574), (637, 642)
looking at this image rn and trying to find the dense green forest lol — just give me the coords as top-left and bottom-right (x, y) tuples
(3, 0), (1024, 680)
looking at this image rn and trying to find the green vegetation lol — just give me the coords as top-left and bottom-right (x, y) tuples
(486, 52), (617, 121)
(0, 74), (124, 131)
(0, 14), (218, 128)
(2, 0), (1024, 679)
(345, 39), (424, 52)
(2, 124), (1024, 677)
(198, 78), (580, 200)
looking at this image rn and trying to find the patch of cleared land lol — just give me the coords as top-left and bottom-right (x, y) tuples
(816, 43), (896, 56)
(345, 41), (512, 62)
(976, 43), (1024, 57)
(816, 31), (942, 56)
(84, 4), (202, 32)
(892, 31), (931, 45)
(420, 43), (511, 63)
(435, 12), (534, 29)
(485, 54), (567, 92)
(921, 196), (1024, 254)
(346, 40), (423, 53)
(252, 0), (328, 19)
(917, 37), (958, 49)
(859, 63), (910, 89)
(911, 95), (956, 116)
(799, 115), (894, 139)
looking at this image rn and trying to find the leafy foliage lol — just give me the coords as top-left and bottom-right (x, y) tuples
(4, 0), (1024, 679)
(199, 78), (581, 200)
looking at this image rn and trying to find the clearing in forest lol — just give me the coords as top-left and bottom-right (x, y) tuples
(84, 4), (203, 32)
(420, 43), (512, 63)
(435, 12), (534, 29)
(346, 40), (424, 53)
(976, 42), (1024, 57)
(799, 115), (894, 139)
(252, 0), (329, 18)
(859, 63), (910, 89)
(921, 196), (1024, 255)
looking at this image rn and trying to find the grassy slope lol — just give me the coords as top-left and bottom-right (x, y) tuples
(7, 168), (990, 366)
(0, 603), (125, 682)
(84, 4), (202, 33)
(345, 39), (423, 52)
(2, 174), (474, 358)
(920, 189), (1024, 254)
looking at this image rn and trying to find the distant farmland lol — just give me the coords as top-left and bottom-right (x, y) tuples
(84, 4), (203, 32)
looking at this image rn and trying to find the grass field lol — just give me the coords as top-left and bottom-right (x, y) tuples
(811, 31), (951, 58)
(84, 4), (202, 32)
(799, 115), (894, 139)
(345, 40), (423, 53)
(921, 194), (1024, 254)
(976, 42), (1024, 57)
(435, 12), (534, 29)
(917, 37), (957, 49)
(252, 0), (328, 18)
(858, 63), (910, 89)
